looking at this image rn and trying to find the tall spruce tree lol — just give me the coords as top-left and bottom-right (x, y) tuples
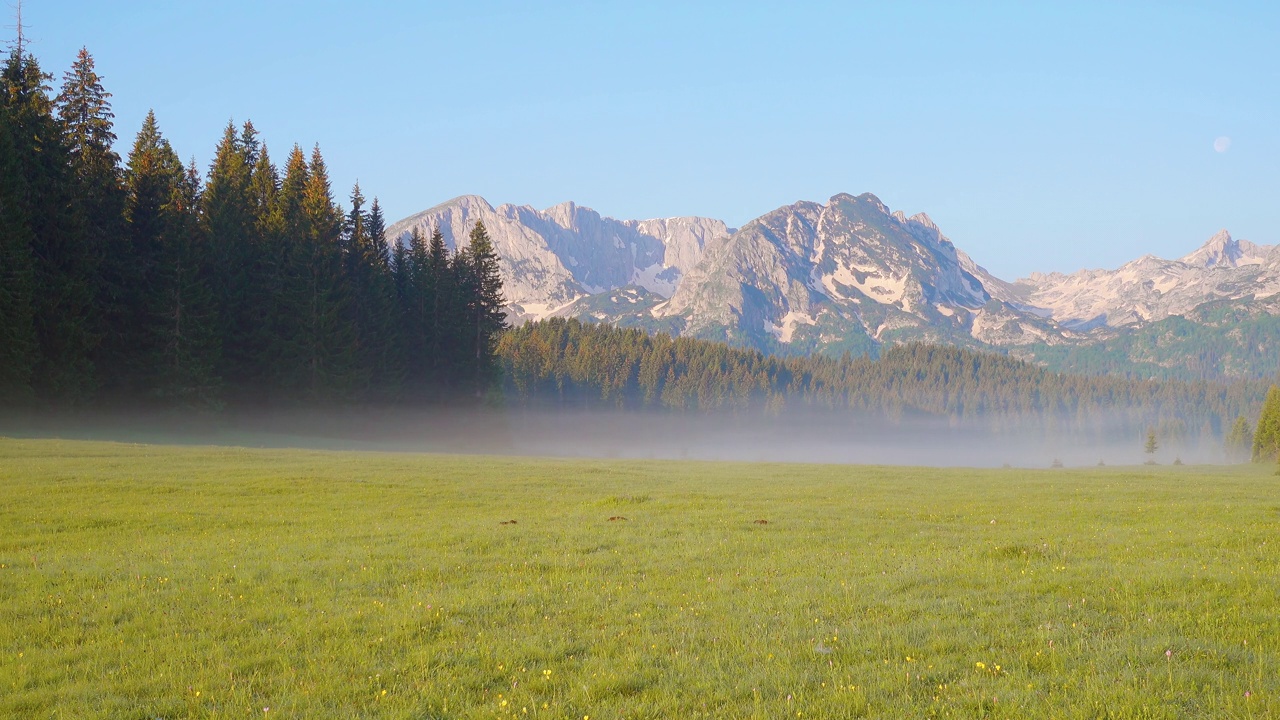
(454, 220), (507, 395)
(3, 47), (96, 403)
(243, 139), (286, 395)
(397, 226), (431, 399)
(277, 144), (309, 239)
(151, 158), (220, 405)
(342, 186), (400, 400)
(204, 121), (262, 398)
(0, 92), (37, 403)
(363, 197), (402, 397)
(341, 183), (373, 393)
(426, 226), (455, 393)
(366, 198), (388, 264)
(281, 144), (353, 402)
(56, 49), (128, 396)
(122, 111), (177, 389)
(125, 114), (220, 404)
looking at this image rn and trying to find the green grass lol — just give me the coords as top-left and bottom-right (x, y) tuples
(1, 438), (1277, 719)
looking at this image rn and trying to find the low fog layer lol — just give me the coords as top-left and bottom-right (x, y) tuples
(6, 408), (1231, 468)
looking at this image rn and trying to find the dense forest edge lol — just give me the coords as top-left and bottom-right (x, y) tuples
(2, 44), (1278, 464)
(1, 46), (506, 409)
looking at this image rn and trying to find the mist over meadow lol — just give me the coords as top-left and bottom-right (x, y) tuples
(0, 402), (1238, 469)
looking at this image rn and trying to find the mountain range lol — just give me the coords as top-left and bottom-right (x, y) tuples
(385, 193), (1280, 381)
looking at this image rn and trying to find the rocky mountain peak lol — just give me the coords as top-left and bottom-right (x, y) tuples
(542, 201), (579, 229)
(908, 212), (939, 232)
(436, 194), (494, 215)
(1180, 229), (1242, 268)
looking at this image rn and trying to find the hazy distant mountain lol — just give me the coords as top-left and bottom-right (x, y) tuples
(387, 194), (1279, 380)
(1005, 230), (1278, 328)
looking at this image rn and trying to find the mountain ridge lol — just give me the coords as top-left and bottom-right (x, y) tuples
(385, 195), (731, 323)
(386, 193), (1279, 380)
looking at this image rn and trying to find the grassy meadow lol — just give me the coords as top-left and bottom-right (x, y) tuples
(1, 438), (1277, 718)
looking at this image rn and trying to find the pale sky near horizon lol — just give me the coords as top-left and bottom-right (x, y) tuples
(12, 1), (1279, 278)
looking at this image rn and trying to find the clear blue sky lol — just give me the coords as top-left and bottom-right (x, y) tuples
(15, 1), (1280, 278)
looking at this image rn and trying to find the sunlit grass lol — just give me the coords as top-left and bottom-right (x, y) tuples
(1, 438), (1276, 718)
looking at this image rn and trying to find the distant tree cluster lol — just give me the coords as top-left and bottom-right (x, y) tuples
(1253, 385), (1280, 463)
(498, 318), (1271, 441)
(0, 47), (505, 410)
(1224, 416), (1254, 464)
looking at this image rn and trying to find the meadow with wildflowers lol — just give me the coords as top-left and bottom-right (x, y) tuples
(1, 438), (1277, 718)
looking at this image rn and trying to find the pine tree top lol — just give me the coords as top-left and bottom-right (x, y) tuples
(56, 48), (118, 161)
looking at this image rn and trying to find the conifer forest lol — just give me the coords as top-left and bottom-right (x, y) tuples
(0, 47), (507, 410)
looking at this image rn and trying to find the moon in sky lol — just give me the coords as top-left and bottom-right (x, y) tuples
(1213, 136), (1232, 153)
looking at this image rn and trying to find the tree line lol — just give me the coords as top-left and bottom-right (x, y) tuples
(1228, 385), (1280, 465)
(498, 318), (1277, 449)
(0, 46), (506, 410)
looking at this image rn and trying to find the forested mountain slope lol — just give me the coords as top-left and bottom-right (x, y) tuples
(498, 318), (1272, 444)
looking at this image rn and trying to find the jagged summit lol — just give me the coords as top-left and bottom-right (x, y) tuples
(1179, 229), (1267, 269)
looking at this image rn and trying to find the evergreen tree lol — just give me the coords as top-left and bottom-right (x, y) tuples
(278, 144), (353, 402)
(125, 114), (220, 404)
(248, 142), (281, 237)
(204, 121), (261, 397)
(243, 139), (286, 394)
(3, 48), (96, 403)
(340, 183), (373, 393)
(366, 198), (389, 265)
(426, 227), (454, 392)
(397, 226), (432, 399)
(122, 111), (178, 389)
(0, 93), (37, 403)
(364, 198), (402, 396)
(268, 145), (309, 398)
(1224, 416), (1253, 464)
(150, 158), (220, 405)
(454, 220), (507, 395)
(342, 186), (400, 400)
(57, 49), (132, 397)
(277, 144), (309, 239)
(1253, 385), (1280, 463)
